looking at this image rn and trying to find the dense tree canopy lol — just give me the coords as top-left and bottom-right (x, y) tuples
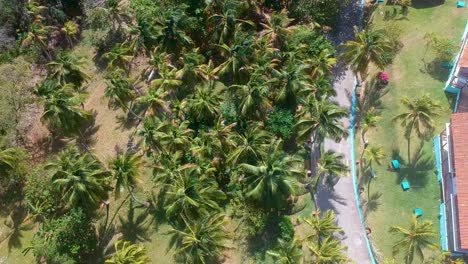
(0, 0), (357, 263)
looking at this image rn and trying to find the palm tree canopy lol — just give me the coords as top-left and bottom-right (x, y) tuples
(105, 240), (150, 264)
(304, 209), (344, 243)
(389, 215), (438, 264)
(393, 95), (441, 137)
(340, 26), (393, 76)
(0, 147), (26, 174)
(307, 236), (348, 264)
(266, 239), (303, 264)
(47, 52), (90, 88)
(48, 147), (111, 211)
(104, 69), (137, 109)
(36, 80), (91, 134)
(109, 151), (143, 199)
(164, 167), (225, 220)
(316, 150), (348, 190)
(296, 96), (348, 143)
(363, 146), (385, 167)
(168, 214), (229, 264)
(239, 139), (303, 208)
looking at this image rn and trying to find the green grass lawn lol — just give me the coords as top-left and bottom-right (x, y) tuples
(361, 0), (466, 262)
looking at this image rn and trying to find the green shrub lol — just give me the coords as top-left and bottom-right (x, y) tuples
(424, 33), (458, 63)
(31, 209), (97, 263)
(25, 168), (61, 218)
(382, 50), (397, 66)
(289, 25), (336, 58)
(290, 0), (341, 26)
(278, 216), (295, 241)
(266, 108), (296, 139)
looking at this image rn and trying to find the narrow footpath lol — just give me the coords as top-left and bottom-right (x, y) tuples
(316, 1), (373, 263)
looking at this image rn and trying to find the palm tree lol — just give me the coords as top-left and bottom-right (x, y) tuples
(296, 96), (348, 145)
(307, 236), (348, 264)
(207, 117), (237, 154)
(312, 150), (348, 206)
(47, 147), (111, 211)
(138, 88), (170, 117)
(149, 63), (182, 92)
(164, 169), (225, 220)
(26, 0), (47, 21)
(21, 21), (53, 60)
(266, 239), (303, 264)
(271, 60), (312, 105)
(307, 48), (337, 79)
(259, 11), (296, 48)
(208, 1), (254, 45)
(304, 209), (344, 244)
(187, 83), (223, 124)
(361, 107), (381, 144)
(35, 80), (91, 135)
(175, 49), (205, 84)
(104, 44), (134, 71)
(109, 151), (143, 199)
(47, 52), (90, 88)
(0, 147), (26, 174)
(363, 145), (385, 199)
(168, 214), (229, 264)
(107, 0), (131, 31)
(227, 122), (271, 164)
(104, 69), (137, 112)
(389, 215), (438, 264)
(61, 20), (80, 47)
(138, 116), (168, 154)
(215, 32), (254, 77)
(158, 119), (194, 155)
(155, 11), (193, 54)
(340, 26), (393, 81)
(393, 95), (441, 162)
(363, 146), (385, 171)
(230, 77), (271, 119)
(239, 139), (303, 209)
(105, 240), (150, 264)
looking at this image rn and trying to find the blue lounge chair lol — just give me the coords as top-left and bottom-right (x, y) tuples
(401, 181), (410, 191)
(458, 1), (466, 8)
(392, 159), (401, 170)
(414, 208), (423, 217)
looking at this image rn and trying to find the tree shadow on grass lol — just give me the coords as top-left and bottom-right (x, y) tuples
(411, 0), (445, 9)
(393, 141), (434, 188)
(362, 191), (383, 217)
(357, 76), (390, 114)
(420, 59), (451, 82)
(0, 204), (34, 254)
(148, 189), (168, 232)
(76, 116), (100, 152)
(119, 200), (153, 243)
(115, 102), (145, 131)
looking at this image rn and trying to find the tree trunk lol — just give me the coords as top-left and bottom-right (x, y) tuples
(105, 192), (131, 235)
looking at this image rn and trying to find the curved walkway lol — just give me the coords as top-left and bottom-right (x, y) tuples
(316, 0), (374, 263)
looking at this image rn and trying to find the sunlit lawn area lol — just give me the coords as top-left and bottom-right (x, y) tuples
(361, 0), (466, 261)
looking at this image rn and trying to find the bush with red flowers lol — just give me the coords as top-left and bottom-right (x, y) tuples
(378, 72), (389, 85)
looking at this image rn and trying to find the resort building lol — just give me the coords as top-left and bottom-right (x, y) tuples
(445, 22), (468, 113)
(437, 22), (468, 255)
(435, 113), (468, 254)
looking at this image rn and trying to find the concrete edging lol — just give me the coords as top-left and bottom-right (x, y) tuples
(348, 0), (379, 263)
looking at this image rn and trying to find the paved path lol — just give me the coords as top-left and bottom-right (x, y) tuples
(316, 0), (373, 263)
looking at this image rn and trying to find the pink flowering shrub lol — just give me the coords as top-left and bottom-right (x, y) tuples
(378, 71), (389, 85)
